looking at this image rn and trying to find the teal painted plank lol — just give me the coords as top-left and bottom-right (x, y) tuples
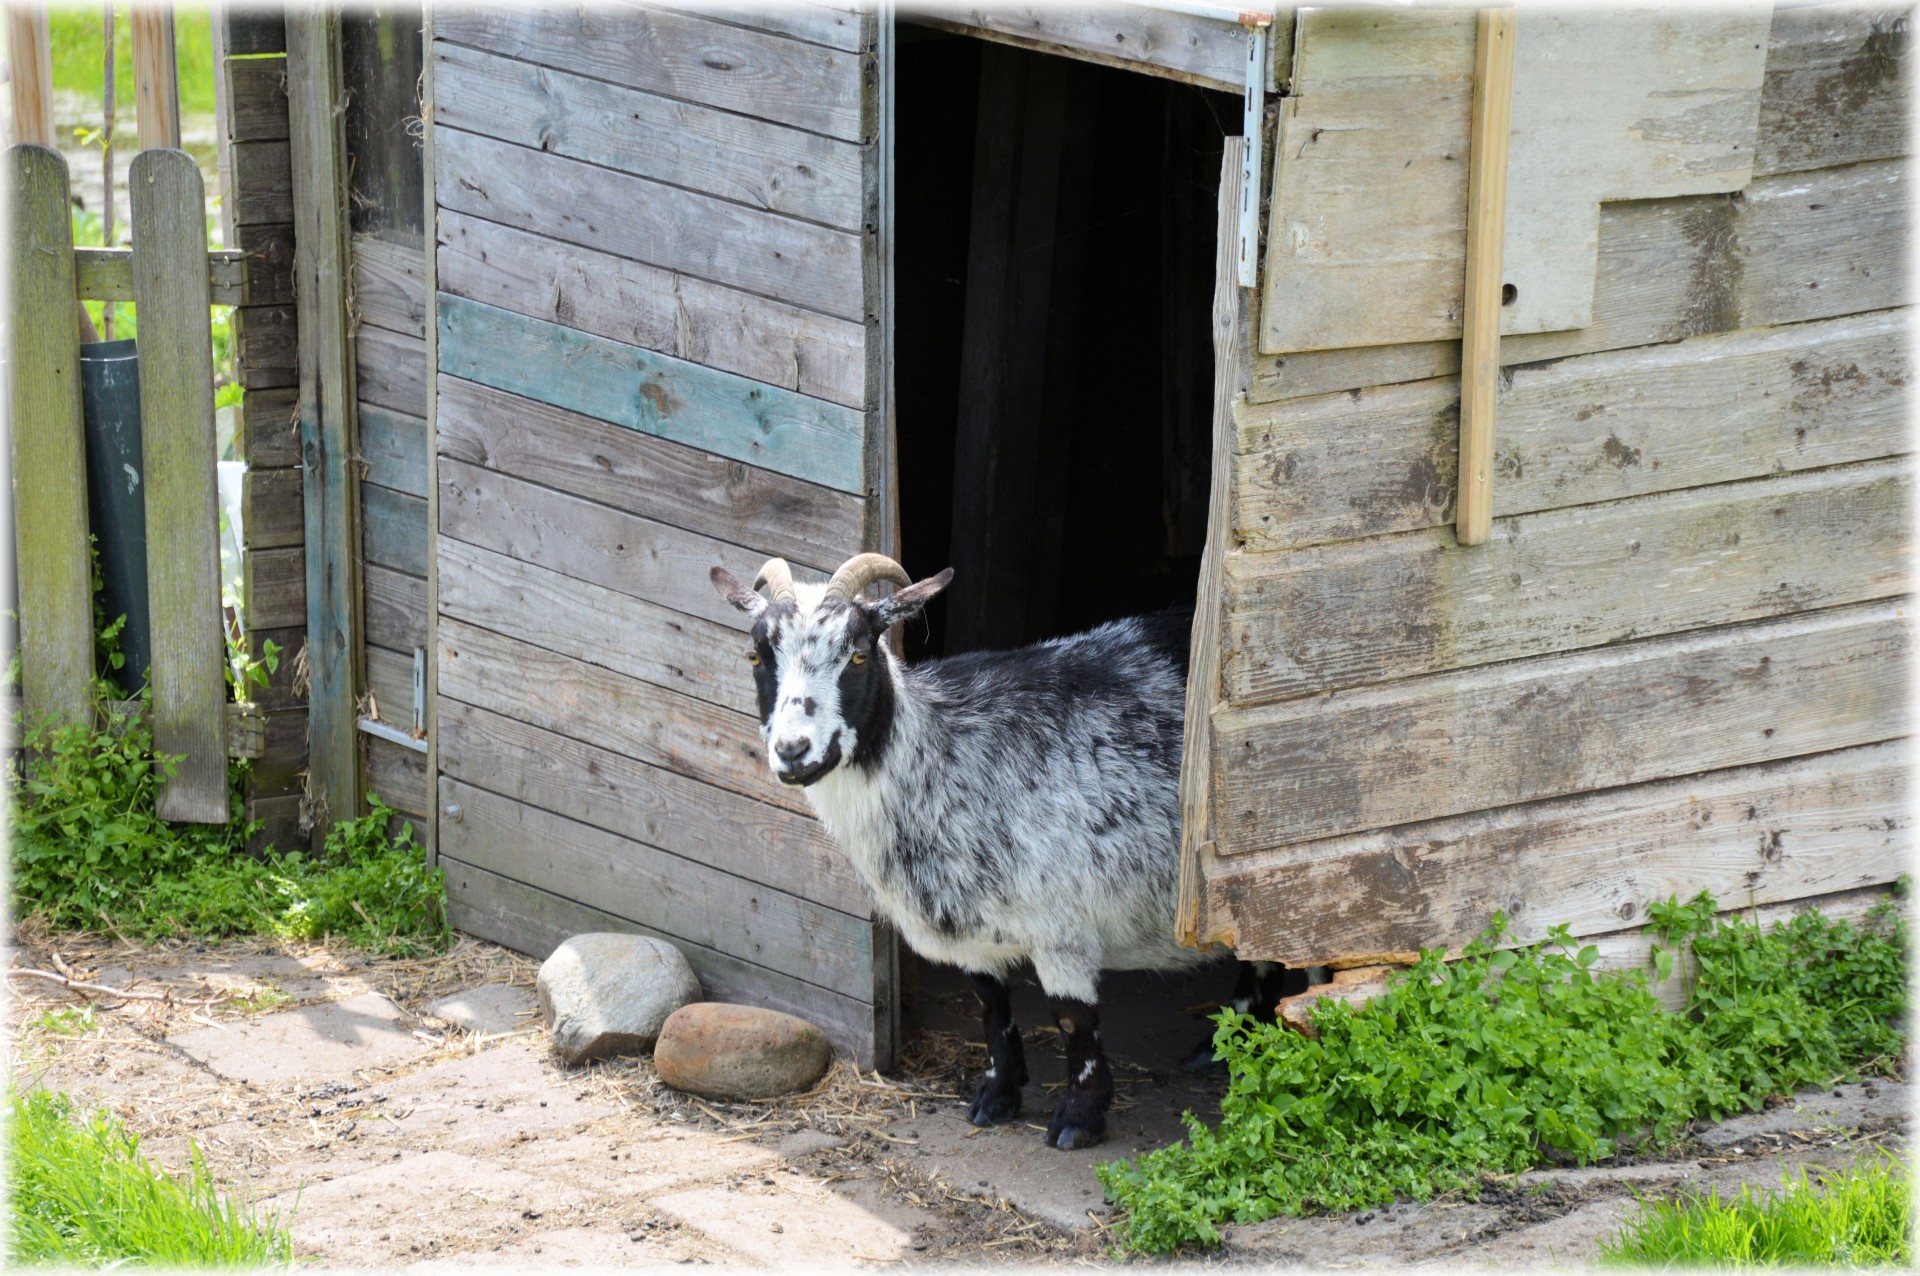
(362, 482), (428, 577)
(358, 404), (428, 498)
(437, 294), (865, 495)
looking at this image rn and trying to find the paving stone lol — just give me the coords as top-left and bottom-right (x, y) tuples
(429, 982), (539, 1037)
(777, 1130), (848, 1160)
(652, 1172), (924, 1266)
(166, 992), (428, 1084)
(396, 1223), (728, 1269)
(371, 1044), (619, 1152)
(508, 1126), (778, 1197)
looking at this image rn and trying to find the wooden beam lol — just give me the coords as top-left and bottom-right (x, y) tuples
(131, 1), (181, 150)
(1455, 7), (1516, 548)
(73, 246), (248, 304)
(5, 2), (54, 145)
(286, 9), (362, 839)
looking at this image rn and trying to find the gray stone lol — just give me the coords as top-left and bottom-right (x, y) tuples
(429, 982), (539, 1036)
(536, 934), (700, 1064)
(653, 1002), (832, 1101)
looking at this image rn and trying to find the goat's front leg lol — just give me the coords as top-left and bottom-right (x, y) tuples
(965, 970), (1027, 1126)
(1045, 997), (1113, 1150)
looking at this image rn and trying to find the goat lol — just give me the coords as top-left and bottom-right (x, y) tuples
(709, 553), (1299, 1149)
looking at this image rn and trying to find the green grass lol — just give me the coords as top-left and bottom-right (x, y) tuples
(44, 4), (218, 121)
(8, 1086), (291, 1266)
(1601, 1156), (1912, 1268)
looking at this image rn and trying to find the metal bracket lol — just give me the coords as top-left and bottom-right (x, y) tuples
(1237, 22), (1267, 288)
(354, 646), (429, 754)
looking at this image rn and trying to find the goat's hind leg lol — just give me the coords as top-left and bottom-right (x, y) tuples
(1045, 996), (1113, 1150)
(965, 970), (1028, 1126)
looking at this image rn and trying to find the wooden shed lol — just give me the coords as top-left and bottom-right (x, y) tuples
(228, 1), (1909, 1067)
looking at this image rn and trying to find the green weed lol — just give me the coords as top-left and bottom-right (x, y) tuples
(1098, 894), (1910, 1254)
(8, 1085), (290, 1266)
(1601, 1155), (1912, 1268)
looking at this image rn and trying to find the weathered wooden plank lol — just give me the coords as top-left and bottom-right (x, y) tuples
(435, 377), (862, 569)
(1213, 600), (1910, 853)
(243, 547), (306, 630)
(246, 793), (306, 857)
(1250, 159), (1910, 404)
(438, 458), (824, 631)
(435, 212), (864, 410)
(1226, 459), (1912, 705)
(438, 698), (866, 918)
(249, 706), (308, 797)
(364, 733), (429, 817)
(358, 404), (427, 499)
(241, 466), (304, 550)
(1201, 740), (1908, 966)
(244, 624), (305, 710)
(364, 563), (426, 651)
(131, 149), (228, 823)
(355, 323), (427, 418)
(433, 42), (862, 230)
(349, 233), (426, 339)
(433, 6), (864, 141)
(1755, 4), (1910, 178)
(231, 221), (294, 305)
(445, 778), (872, 994)
(229, 139), (292, 224)
(361, 482), (428, 577)
(225, 53), (289, 143)
(1235, 308), (1912, 549)
(223, 7), (287, 57)
(436, 617), (806, 815)
(364, 642), (417, 728)
(234, 304), (297, 379)
(238, 385), (301, 467)
(440, 856), (880, 1064)
(439, 537), (755, 716)
(72, 247), (247, 305)
(914, 5), (1253, 92)
(434, 128), (864, 323)
(672, 2), (864, 52)
(7, 146), (92, 729)
(438, 294), (864, 495)
(133, 5), (182, 149)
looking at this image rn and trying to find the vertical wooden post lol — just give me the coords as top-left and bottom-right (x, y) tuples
(1455, 7), (1517, 548)
(5, 1), (54, 145)
(286, 8), (363, 839)
(131, 0), (181, 149)
(131, 149), (229, 821)
(8, 147), (95, 730)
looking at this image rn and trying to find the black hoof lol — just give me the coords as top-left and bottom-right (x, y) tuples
(968, 1081), (1022, 1127)
(1045, 1107), (1106, 1150)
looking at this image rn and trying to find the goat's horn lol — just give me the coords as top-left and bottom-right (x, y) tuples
(822, 553), (911, 605)
(752, 558), (798, 605)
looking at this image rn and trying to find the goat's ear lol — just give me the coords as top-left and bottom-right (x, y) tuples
(867, 567), (954, 632)
(710, 566), (767, 618)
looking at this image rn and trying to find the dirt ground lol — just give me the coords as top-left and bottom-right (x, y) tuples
(7, 923), (1910, 1270)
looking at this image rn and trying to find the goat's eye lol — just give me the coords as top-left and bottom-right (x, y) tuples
(746, 651), (761, 666)
(850, 652), (867, 666)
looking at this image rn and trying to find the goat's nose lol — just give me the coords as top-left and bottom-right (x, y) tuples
(774, 737), (809, 763)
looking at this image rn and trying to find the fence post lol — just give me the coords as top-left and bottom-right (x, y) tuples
(7, 146), (94, 730)
(130, 149), (229, 822)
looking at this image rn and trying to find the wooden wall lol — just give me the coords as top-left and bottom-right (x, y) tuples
(428, 6), (894, 1064)
(1191, 3), (1911, 963)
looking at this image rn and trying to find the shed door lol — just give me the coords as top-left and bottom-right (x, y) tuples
(428, 7), (899, 1065)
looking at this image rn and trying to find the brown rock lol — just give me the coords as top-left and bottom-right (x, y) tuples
(653, 1003), (831, 1100)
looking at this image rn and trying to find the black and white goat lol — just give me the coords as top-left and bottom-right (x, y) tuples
(709, 554), (1296, 1150)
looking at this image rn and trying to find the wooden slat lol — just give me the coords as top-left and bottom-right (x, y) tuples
(244, 624), (305, 710)
(440, 856), (879, 1064)
(224, 53), (289, 143)
(1455, 6), (1516, 549)
(436, 617), (807, 815)
(361, 482), (428, 577)
(249, 706), (307, 798)
(364, 733), (429, 817)
(445, 778), (871, 994)
(435, 211), (864, 410)
(241, 466), (303, 550)
(435, 377), (862, 569)
(364, 642), (416, 726)
(228, 140), (292, 224)
(1212, 600), (1910, 854)
(132, 3), (182, 150)
(439, 537), (755, 715)
(246, 793), (305, 856)
(72, 247), (247, 305)
(222, 6), (286, 56)
(350, 234), (426, 338)
(433, 5), (865, 141)
(355, 323), (427, 417)
(438, 295), (864, 495)
(1199, 740), (1909, 964)
(1755, 4), (1911, 178)
(914, 5), (1253, 92)
(131, 149), (227, 822)
(8, 146), (92, 727)
(438, 457), (823, 631)
(234, 304), (297, 381)
(434, 128), (864, 322)
(1234, 308), (1912, 550)
(433, 42), (862, 230)
(231, 221), (294, 303)
(438, 698), (865, 918)
(1226, 459), (1912, 706)
(6, 5), (55, 145)
(243, 547), (306, 630)
(358, 405), (428, 498)
(364, 564), (426, 651)
(238, 385), (301, 467)
(670, 2), (864, 52)
(1250, 158), (1910, 404)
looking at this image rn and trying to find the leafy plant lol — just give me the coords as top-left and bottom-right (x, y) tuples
(9, 1086), (291, 1266)
(1099, 894), (1910, 1254)
(1601, 1154), (1911, 1268)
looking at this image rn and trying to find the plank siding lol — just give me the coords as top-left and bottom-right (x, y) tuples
(362, 482), (428, 577)
(350, 235), (428, 339)
(364, 733), (429, 819)
(1212, 600), (1910, 854)
(915, 7), (1252, 92)
(356, 323), (428, 418)
(365, 563), (427, 650)
(1755, 4), (1910, 179)
(358, 405), (429, 499)
(1198, 741), (1909, 964)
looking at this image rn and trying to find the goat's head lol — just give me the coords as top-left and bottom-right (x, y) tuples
(710, 554), (952, 787)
